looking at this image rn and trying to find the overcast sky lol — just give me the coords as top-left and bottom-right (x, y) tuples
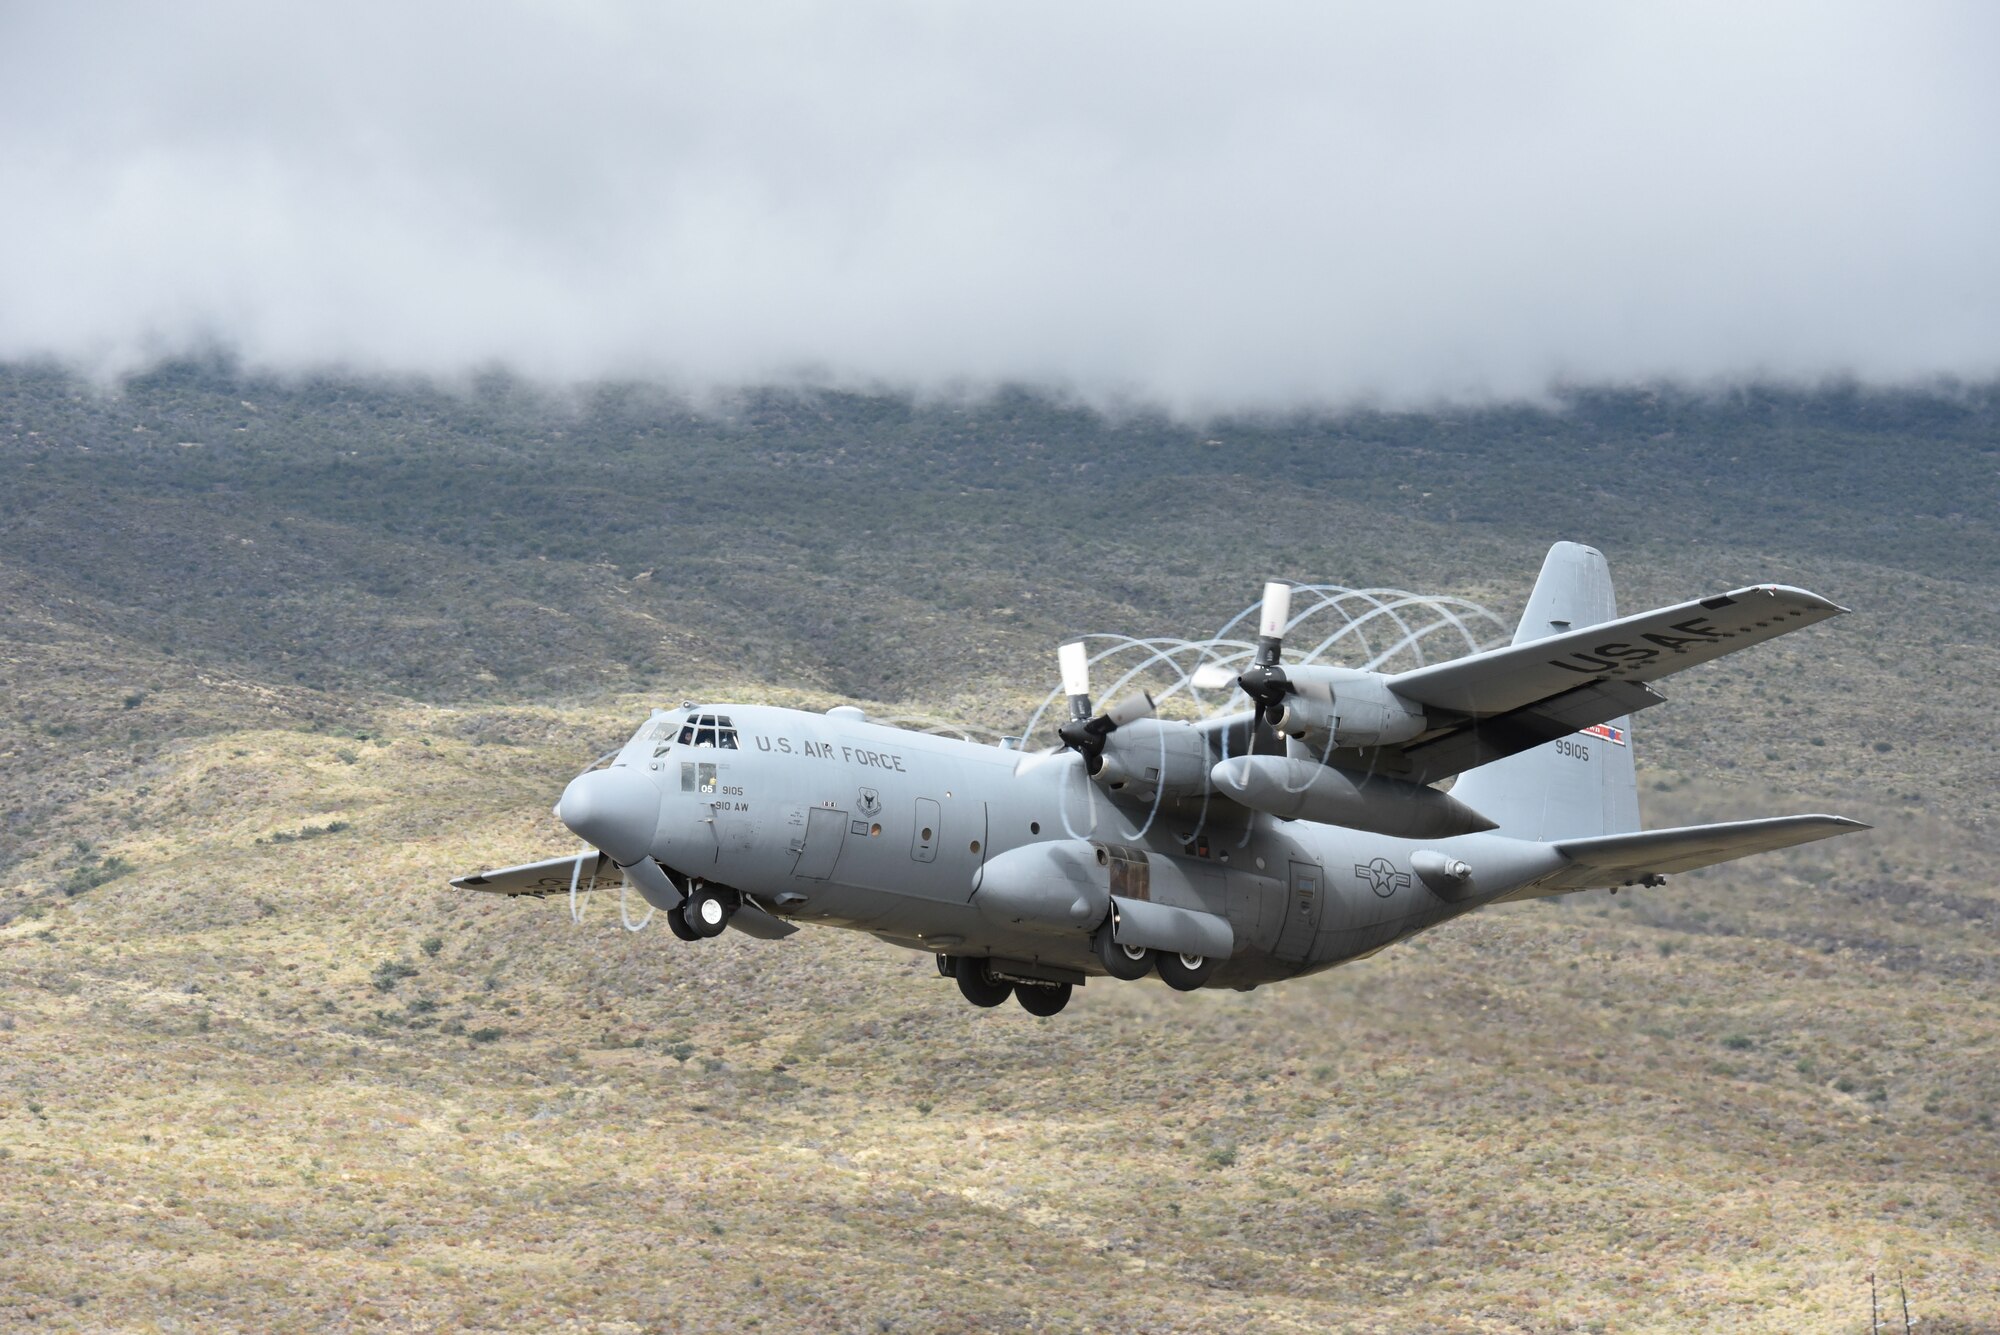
(2, 1), (1995, 409)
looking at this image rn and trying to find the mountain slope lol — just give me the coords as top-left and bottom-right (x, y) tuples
(2, 364), (1997, 1332)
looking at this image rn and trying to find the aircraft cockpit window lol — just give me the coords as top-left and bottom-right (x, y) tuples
(676, 713), (739, 750)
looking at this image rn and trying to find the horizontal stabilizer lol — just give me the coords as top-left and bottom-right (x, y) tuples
(1499, 815), (1869, 900)
(1391, 584), (1846, 717)
(451, 851), (615, 897)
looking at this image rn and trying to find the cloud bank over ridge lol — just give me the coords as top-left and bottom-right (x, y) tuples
(3, 1), (1996, 409)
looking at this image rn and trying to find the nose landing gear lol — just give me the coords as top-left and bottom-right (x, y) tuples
(683, 885), (735, 937)
(665, 903), (701, 941)
(661, 882), (737, 940)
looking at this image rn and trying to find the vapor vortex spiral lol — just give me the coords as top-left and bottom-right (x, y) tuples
(1014, 586), (1509, 754)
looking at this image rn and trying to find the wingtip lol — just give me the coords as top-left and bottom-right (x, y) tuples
(1794, 590), (1852, 614)
(1740, 583), (1849, 615)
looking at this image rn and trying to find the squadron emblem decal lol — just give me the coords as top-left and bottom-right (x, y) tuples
(1355, 857), (1412, 898)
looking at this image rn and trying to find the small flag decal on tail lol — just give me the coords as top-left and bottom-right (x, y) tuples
(1581, 723), (1627, 746)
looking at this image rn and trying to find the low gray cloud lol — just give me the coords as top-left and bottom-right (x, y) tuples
(3, 1), (1995, 410)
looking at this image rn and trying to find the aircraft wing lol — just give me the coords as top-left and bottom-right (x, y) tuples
(451, 851), (617, 897)
(1193, 710), (1285, 759)
(1497, 815), (1870, 900)
(1195, 679), (1667, 789)
(1191, 684), (1663, 791)
(1191, 583), (1844, 791)
(1393, 678), (1665, 784)
(1388, 584), (1847, 716)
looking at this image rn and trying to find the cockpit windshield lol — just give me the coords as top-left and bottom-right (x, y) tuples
(674, 711), (739, 750)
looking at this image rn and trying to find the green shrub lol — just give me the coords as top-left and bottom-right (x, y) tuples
(370, 959), (419, 993)
(61, 854), (131, 897)
(263, 821), (351, 845)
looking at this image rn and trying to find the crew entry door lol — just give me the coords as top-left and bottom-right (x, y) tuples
(1276, 861), (1322, 963)
(791, 806), (848, 880)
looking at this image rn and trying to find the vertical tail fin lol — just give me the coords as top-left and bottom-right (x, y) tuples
(1450, 542), (1641, 842)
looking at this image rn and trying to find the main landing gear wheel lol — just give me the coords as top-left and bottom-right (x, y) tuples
(1155, 952), (1215, 992)
(683, 886), (734, 938)
(1095, 927), (1153, 981)
(1015, 982), (1073, 1017)
(664, 902), (701, 941)
(954, 958), (1014, 1008)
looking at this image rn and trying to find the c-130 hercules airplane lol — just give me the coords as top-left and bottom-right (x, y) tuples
(455, 543), (1866, 1017)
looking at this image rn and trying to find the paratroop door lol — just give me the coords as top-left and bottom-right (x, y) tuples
(1275, 861), (1321, 963)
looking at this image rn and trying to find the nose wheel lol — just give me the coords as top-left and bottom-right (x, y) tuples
(682, 885), (735, 938)
(664, 902), (701, 941)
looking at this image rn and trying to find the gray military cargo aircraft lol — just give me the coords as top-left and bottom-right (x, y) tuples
(454, 542), (1866, 1016)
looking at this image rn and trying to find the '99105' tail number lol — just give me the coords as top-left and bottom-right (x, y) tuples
(1553, 739), (1592, 762)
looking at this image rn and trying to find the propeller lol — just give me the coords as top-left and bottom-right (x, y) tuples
(1054, 640), (1156, 774)
(1191, 581), (1295, 722)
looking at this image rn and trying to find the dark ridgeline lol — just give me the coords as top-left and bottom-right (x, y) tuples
(2, 358), (1992, 704)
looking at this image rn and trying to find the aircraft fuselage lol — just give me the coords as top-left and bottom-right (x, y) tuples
(620, 703), (1565, 990)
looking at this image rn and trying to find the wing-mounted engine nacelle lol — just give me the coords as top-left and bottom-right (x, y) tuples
(1269, 665), (1428, 748)
(1210, 755), (1496, 839)
(1092, 717), (1216, 800)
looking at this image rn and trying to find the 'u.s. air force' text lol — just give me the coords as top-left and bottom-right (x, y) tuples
(755, 737), (908, 771)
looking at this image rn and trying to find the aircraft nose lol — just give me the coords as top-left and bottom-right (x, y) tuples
(557, 768), (661, 865)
